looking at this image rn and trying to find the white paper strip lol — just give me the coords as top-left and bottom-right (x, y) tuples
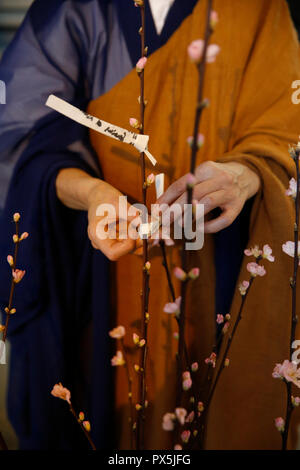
(0, 340), (6, 365)
(46, 95), (157, 166)
(138, 220), (160, 238)
(155, 173), (165, 199)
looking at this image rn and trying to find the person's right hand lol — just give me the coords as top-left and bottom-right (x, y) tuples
(87, 180), (140, 261)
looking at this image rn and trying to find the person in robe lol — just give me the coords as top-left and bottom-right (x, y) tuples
(0, 0), (300, 450)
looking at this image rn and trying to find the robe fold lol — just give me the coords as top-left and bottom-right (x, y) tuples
(88, 0), (300, 449)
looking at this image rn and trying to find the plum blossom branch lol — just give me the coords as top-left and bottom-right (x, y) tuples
(51, 383), (96, 450)
(1, 213), (28, 345)
(177, 0), (217, 409)
(276, 143), (300, 450)
(130, 0), (150, 450)
(198, 246), (273, 446)
(109, 326), (135, 449)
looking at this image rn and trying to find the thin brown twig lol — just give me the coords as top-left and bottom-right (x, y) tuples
(136, 0), (150, 450)
(120, 338), (134, 449)
(69, 404), (96, 451)
(177, 0), (213, 406)
(2, 220), (19, 343)
(281, 148), (300, 450)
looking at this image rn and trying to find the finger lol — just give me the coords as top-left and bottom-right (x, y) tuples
(156, 174), (192, 206)
(199, 190), (232, 216)
(102, 238), (136, 261)
(204, 208), (238, 233)
(157, 162), (225, 207)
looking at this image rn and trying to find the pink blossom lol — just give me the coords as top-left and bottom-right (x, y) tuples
(182, 379), (192, 391)
(144, 261), (151, 271)
(292, 396), (300, 407)
(222, 321), (230, 334)
(286, 177), (297, 198)
(78, 412), (85, 421)
(13, 213), (20, 222)
(13, 234), (18, 243)
(182, 371), (192, 390)
(186, 411), (195, 423)
(175, 407), (187, 425)
(186, 173), (197, 188)
(206, 44), (220, 63)
(187, 40), (220, 64)
(187, 134), (205, 149)
(146, 173), (155, 186)
(51, 383), (71, 404)
(83, 421), (91, 432)
(133, 333), (140, 345)
(247, 262), (266, 277)
(282, 241), (300, 264)
(12, 269), (26, 283)
(162, 412), (176, 431)
(272, 360), (300, 388)
(163, 297), (181, 315)
(19, 232), (29, 241)
(205, 352), (217, 368)
(136, 56), (147, 72)
(181, 430), (191, 444)
(111, 351), (125, 366)
(174, 444), (183, 450)
(174, 267), (187, 281)
(191, 362), (199, 372)
(173, 332), (179, 340)
(262, 244), (275, 262)
(7, 255), (13, 267)
(198, 402), (204, 412)
(129, 117), (140, 129)
(188, 267), (200, 280)
(164, 238), (175, 246)
(274, 417), (285, 433)
(109, 325), (125, 339)
(239, 280), (249, 296)
(216, 314), (224, 324)
(210, 10), (219, 29)
(244, 245), (262, 258)
(224, 358), (230, 367)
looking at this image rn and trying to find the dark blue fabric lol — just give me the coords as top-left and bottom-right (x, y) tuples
(214, 199), (253, 317)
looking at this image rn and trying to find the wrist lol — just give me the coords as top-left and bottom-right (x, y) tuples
(56, 168), (103, 211)
(223, 161), (260, 200)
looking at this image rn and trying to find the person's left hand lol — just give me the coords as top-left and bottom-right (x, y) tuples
(156, 161), (260, 233)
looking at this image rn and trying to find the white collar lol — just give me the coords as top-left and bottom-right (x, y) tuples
(148, 0), (176, 35)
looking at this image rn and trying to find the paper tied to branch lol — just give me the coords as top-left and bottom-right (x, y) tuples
(45, 95), (157, 166)
(138, 173), (165, 238)
(0, 340), (6, 365)
(155, 173), (165, 199)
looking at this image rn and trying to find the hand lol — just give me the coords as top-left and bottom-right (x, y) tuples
(156, 161), (260, 233)
(87, 180), (141, 261)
